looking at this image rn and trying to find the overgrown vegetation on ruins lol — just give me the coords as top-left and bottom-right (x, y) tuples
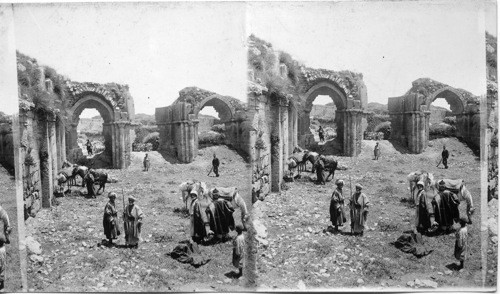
(248, 34), (301, 101)
(17, 52), (68, 121)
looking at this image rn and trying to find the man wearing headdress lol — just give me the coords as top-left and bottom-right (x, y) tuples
(103, 192), (120, 246)
(350, 184), (370, 236)
(207, 189), (235, 242)
(374, 142), (381, 160)
(315, 157), (325, 185)
(441, 145), (449, 169)
(414, 181), (437, 234)
(0, 205), (12, 291)
(189, 191), (213, 243)
(123, 196), (143, 248)
(330, 179), (346, 231)
(84, 171), (96, 198)
(432, 180), (460, 233)
(212, 154), (220, 177)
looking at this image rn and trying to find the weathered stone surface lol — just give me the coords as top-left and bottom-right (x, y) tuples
(25, 236), (42, 255)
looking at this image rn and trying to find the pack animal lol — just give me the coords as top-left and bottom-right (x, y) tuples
(88, 169), (109, 194)
(319, 155), (339, 181)
(407, 170), (435, 203)
(179, 181), (209, 209)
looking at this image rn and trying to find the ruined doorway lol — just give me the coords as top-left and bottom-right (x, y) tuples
(301, 81), (347, 155)
(67, 94), (115, 168)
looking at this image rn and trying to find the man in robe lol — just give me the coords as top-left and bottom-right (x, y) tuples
(432, 181), (460, 234)
(232, 224), (245, 278)
(123, 196), (143, 248)
(315, 157), (325, 185)
(103, 192), (120, 246)
(212, 154), (220, 177)
(86, 139), (93, 156)
(441, 145), (449, 169)
(318, 126), (325, 143)
(143, 153), (150, 172)
(350, 184), (369, 236)
(330, 179), (346, 231)
(454, 217), (469, 269)
(374, 142), (381, 160)
(189, 191), (213, 243)
(414, 181), (437, 234)
(84, 172), (96, 198)
(207, 190), (235, 242)
(0, 205), (11, 291)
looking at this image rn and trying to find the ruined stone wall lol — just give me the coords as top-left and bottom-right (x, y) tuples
(0, 123), (14, 171)
(248, 94), (271, 202)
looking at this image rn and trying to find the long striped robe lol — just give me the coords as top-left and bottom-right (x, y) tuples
(123, 204), (143, 246)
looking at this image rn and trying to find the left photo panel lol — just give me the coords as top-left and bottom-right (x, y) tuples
(0, 4), (28, 292)
(9, 2), (253, 292)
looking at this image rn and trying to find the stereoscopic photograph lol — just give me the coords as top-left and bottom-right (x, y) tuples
(10, 2), (252, 292)
(247, 0), (496, 291)
(0, 0), (497, 293)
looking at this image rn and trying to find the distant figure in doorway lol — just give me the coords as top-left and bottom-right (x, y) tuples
(86, 139), (93, 156)
(318, 126), (325, 143)
(212, 154), (220, 177)
(441, 146), (449, 169)
(350, 184), (369, 236)
(143, 153), (150, 172)
(374, 142), (381, 160)
(103, 192), (120, 246)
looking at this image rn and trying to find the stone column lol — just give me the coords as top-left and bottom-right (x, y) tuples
(40, 117), (53, 208)
(47, 114), (57, 182)
(117, 122), (126, 169)
(270, 103), (282, 193)
(281, 105), (289, 173)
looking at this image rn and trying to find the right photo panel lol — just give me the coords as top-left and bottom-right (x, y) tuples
(247, 0), (495, 290)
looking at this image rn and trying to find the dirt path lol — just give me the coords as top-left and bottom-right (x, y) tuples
(25, 145), (252, 291)
(256, 138), (483, 290)
(0, 165), (23, 291)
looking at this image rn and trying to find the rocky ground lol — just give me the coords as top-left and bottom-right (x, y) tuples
(255, 138), (485, 291)
(0, 165), (23, 292)
(25, 145), (252, 292)
(486, 198), (498, 287)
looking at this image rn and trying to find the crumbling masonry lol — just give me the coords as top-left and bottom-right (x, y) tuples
(155, 87), (249, 163)
(389, 78), (480, 153)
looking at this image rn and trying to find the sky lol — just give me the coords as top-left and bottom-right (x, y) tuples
(248, 0), (493, 108)
(0, 1), (496, 116)
(11, 2), (247, 117)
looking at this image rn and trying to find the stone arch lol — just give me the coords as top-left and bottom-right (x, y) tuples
(303, 80), (347, 112)
(193, 95), (235, 122)
(389, 79), (479, 153)
(65, 83), (134, 169)
(425, 87), (465, 115)
(70, 93), (116, 123)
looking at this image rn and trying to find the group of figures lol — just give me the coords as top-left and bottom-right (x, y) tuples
(329, 180), (370, 235)
(103, 193), (144, 248)
(287, 146), (339, 185)
(180, 180), (248, 275)
(55, 162), (109, 199)
(297, 143), (473, 271)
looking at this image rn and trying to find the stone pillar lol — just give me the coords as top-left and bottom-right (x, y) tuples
(281, 105), (289, 173)
(270, 103), (282, 192)
(40, 117), (53, 208)
(47, 115), (57, 182)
